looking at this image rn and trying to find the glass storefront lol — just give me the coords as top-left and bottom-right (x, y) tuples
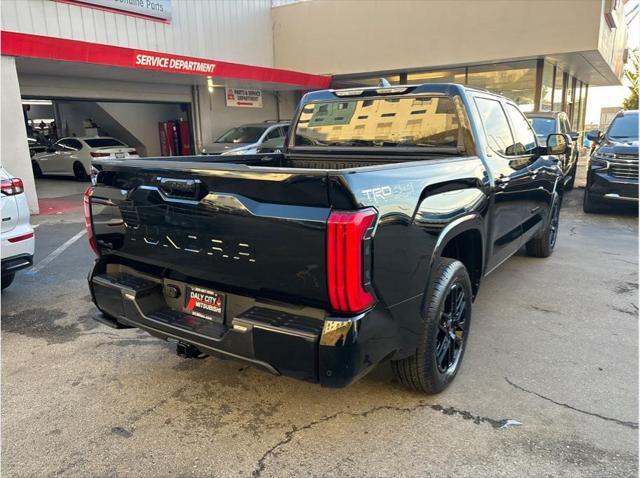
(540, 62), (554, 111)
(572, 81), (583, 131)
(332, 60), (588, 131)
(406, 68), (465, 84)
(467, 60), (537, 111)
(552, 68), (564, 112)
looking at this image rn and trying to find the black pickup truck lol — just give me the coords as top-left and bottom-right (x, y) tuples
(86, 83), (567, 394)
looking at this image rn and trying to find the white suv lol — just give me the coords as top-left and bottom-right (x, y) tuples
(1, 168), (34, 290)
(201, 122), (289, 155)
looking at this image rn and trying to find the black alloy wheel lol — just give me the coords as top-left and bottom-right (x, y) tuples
(435, 282), (467, 375)
(73, 162), (89, 181)
(391, 258), (473, 394)
(548, 200), (560, 248)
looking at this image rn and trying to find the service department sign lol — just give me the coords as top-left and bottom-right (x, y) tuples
(55, 0), (172, 22)
(225, 87), (263, 108)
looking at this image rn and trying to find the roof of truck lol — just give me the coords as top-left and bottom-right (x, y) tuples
(308, 82), (510, 103)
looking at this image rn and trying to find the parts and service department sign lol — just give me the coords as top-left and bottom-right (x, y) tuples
(56, 0), (172, 21)
(225, 87), (263, 108)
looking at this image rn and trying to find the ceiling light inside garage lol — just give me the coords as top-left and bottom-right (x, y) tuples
(22, 99), (53, 105)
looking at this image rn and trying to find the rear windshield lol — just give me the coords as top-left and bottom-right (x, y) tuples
(607, 113), (638, 140)
(293, 96), (466, 151)
(216, 127), (265, 144)
(528, 117), (556, 138)
(85, 138), (125, 148)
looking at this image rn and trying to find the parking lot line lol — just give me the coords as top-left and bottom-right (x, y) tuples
(29, 229), (86, 274)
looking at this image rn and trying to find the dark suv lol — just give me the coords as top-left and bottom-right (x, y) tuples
(584, 110), (638, 213)
(526, 111), (579, 190)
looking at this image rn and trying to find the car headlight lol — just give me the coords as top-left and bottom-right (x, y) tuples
(221, 148), (255, 156)
(591, 152), (613, 168)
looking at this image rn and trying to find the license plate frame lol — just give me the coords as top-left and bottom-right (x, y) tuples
(184, 286), (225, 323)
(115, 152), (125, 159)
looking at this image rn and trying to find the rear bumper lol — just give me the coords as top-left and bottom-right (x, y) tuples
(1, 223), (35, 275)
(1, 253), (33, 274)
(88, 260), (398, 387)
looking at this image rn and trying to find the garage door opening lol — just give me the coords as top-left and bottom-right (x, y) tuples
(22, 97), (193, 215)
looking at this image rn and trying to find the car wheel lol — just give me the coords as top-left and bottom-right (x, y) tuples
(526, 196), (560, 258)
(1, 273), (16, 290)
(391, 257), (472, 394)
(32, 161), (43, 179)
(73, 162), (89, 181)
(565, 161), (577, 191)
(582, 187), (601, 214)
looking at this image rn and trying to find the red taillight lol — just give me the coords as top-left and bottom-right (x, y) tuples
(90, 152), (110, 158)
(327, 208), (377, 314)
(8, 232), (33, 243)
(84, 187), (100, 256)
(1, 178), (24, 196)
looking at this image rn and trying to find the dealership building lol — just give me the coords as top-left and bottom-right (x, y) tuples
(1, 0), (629, 213)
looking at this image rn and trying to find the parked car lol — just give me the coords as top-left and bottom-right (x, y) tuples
(255, 136), (285, 154)
(32, 136), (139, 181)
(583, 110), (638, 213)
(85, 83), (566, 393)
(525, 111), (579, 190)
(27, 137), (49, 158)
(1, 168), (34, 290)
(201, 121), (289, 155)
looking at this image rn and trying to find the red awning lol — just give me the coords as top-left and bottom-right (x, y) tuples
(1, 31), (331, 89)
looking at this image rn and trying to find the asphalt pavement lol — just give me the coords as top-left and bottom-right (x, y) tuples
(1, 182), (638, 477)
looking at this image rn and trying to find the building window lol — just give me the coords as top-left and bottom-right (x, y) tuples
(540, 62), (554, 111)
(565, 75), (576, 120)
(467, 60), (537, 112)
(552, 68), (564, 112)
(580, 84), (589, 131)
(572, 81), (583, 132)
(406, 68), (466, 84)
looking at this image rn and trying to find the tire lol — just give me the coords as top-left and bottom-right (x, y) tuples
(32, 161), (43, 179)
(582, 188), (601, 214)
(391, 258), (472, 394)
(565, 161), (577, 191)
(73, 162), (89, 181)
(1, 273), (15, 290)
(526, 197), (560, 258)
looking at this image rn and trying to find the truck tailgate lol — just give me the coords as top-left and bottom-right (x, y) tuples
(89, 160), (332, 307)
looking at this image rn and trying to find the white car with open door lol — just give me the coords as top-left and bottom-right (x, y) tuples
(1, 168), (34, 290)
(32, 137), (139, 181)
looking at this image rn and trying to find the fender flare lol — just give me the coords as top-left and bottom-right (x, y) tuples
(421, 213), (485, 312)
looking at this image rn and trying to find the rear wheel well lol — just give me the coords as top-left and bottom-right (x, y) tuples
(441, 229), (482, 297)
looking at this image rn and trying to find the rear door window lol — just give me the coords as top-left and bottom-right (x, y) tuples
(504, 103), (537, 155)
(58, 139), (82, 151)
(474, 97), (516, 156)
(264, 127), (283, 141)
(85, 138), (125, 148)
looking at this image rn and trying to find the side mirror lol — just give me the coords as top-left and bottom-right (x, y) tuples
(569, 132), (579, 142)
(586, 129), (601, 143)
(546, 133), (567, 155)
